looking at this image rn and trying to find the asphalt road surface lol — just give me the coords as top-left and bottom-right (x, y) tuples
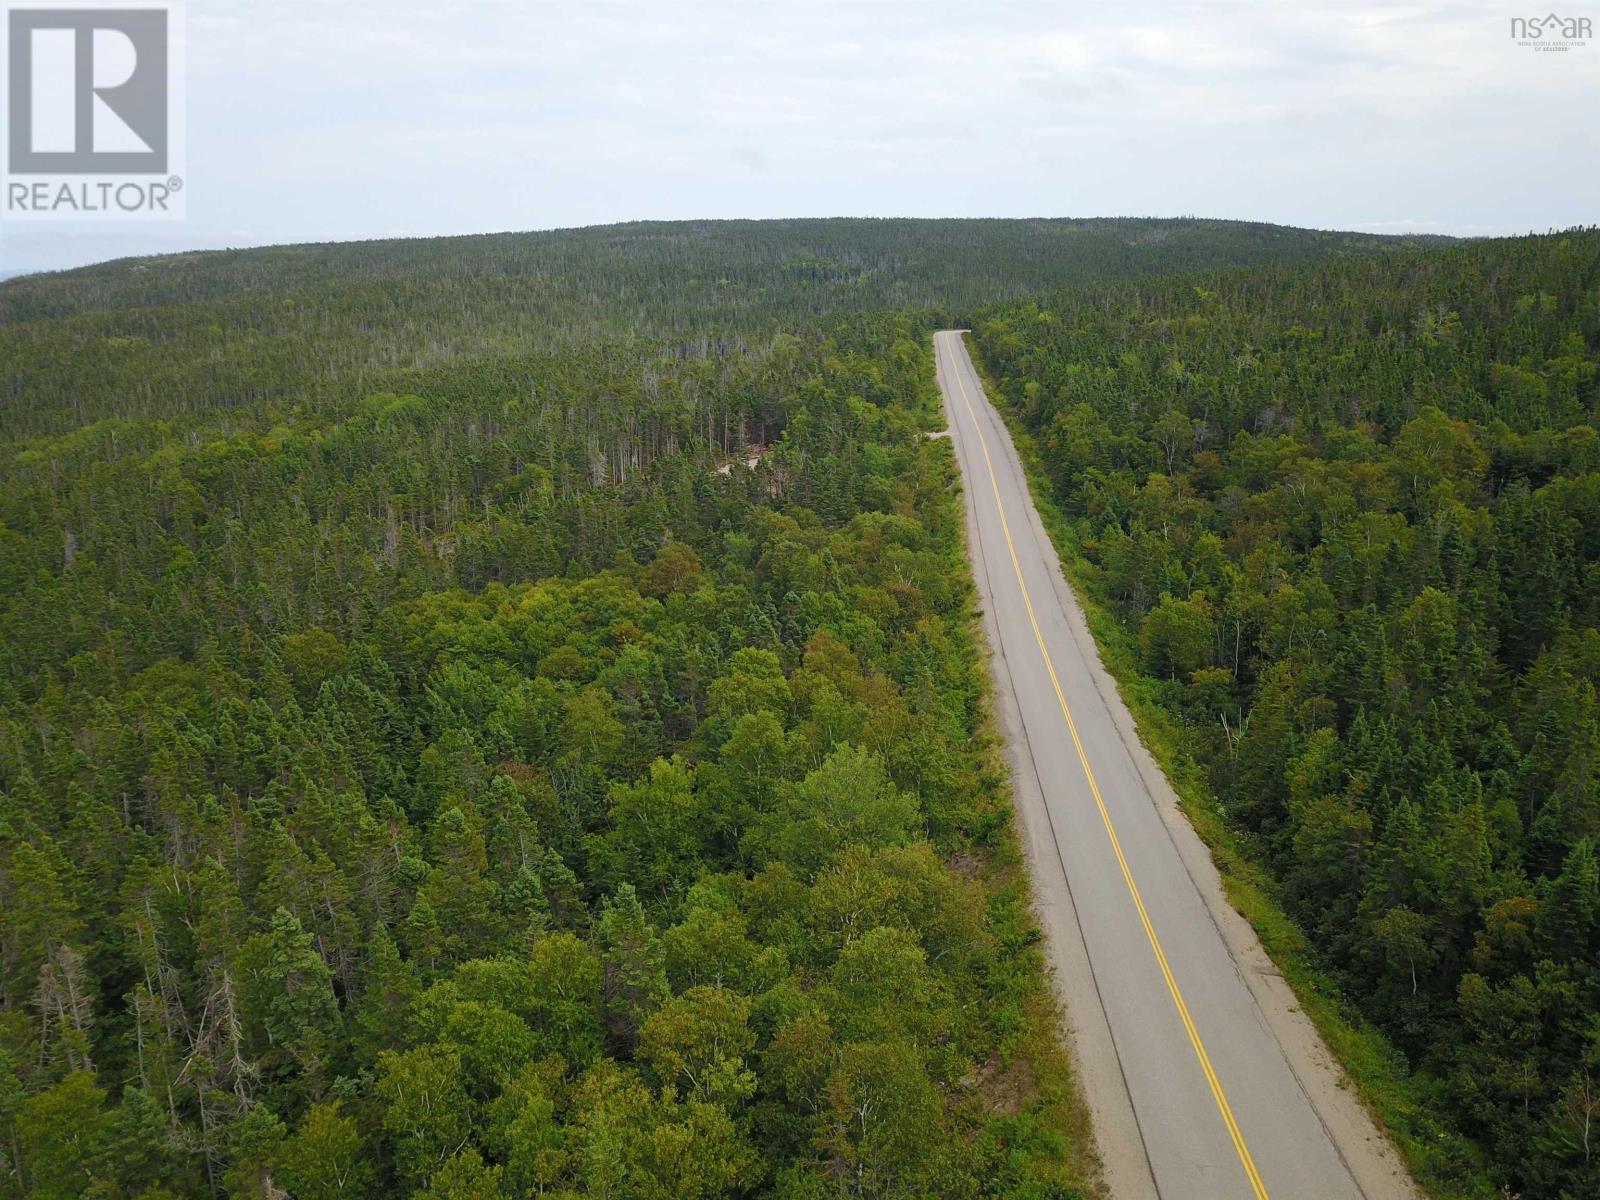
(935, 331), (1419, 1200)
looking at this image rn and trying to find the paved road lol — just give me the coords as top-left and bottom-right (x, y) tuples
(935, 331), (1418, 1200)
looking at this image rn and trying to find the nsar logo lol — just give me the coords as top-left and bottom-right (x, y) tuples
(1509, 11), (1592, 50)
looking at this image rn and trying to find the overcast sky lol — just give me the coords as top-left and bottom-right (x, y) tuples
(2, 0), (1596, 274)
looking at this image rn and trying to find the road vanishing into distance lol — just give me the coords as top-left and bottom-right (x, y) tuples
(935, 331), (1419, 1200)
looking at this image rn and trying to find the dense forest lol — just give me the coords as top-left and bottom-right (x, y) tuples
(0, 218), (1426, 443)
(972, 229), (1600, 1199)
(0, 217), (1420, 327)
(1, 215), (1413, 1200)
(5, 213), (1553, 1200)
(1, 298), (1104, 1197)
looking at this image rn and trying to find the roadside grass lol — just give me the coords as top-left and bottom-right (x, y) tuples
(960, 339), (1499, 1200)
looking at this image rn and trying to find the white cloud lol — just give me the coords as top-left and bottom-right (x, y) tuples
(2, 0), (1595, 272)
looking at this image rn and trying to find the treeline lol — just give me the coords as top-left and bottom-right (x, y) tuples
(972, 229), (1600, 1198)
(1, 217), (1426, 324)
(0, 218), (1431, 441)
(0, 300), (1098, 1198)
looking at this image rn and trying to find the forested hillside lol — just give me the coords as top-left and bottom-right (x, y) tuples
(972, 229), (1600, 1199)
(1, 217), (1416, 326)
(0, 218), (1425, 442)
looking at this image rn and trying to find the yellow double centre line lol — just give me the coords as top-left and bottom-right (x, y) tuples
(941, 333), (1271, 1200)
